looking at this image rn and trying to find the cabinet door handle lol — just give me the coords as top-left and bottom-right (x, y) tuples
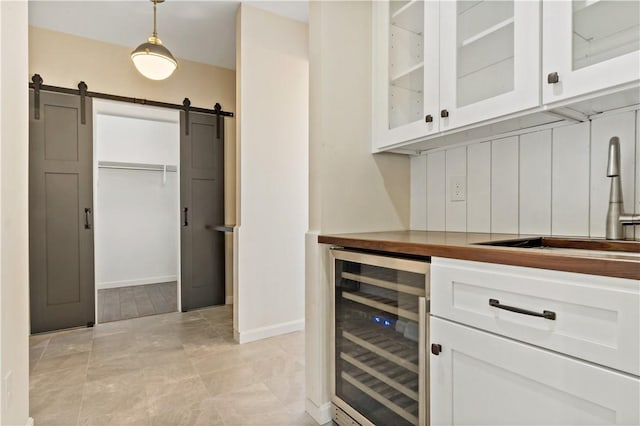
(489, 298), (556, 320)
(431, 343), (442, 355)
(547, 72), (559, 84)
(425, 114), (433, 123)
(183, 207), (189, 227)
(84, 208), (92, 229)
(440, 109), (449, 118)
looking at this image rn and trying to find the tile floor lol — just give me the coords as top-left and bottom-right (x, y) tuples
(29, 305), (320, 426)
(98, 282), (177, 323)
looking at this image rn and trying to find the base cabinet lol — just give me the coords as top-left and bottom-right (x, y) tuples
(430, 317), (640, 426)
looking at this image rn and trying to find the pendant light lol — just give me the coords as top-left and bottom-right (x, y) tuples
(131, 0), (177, 80)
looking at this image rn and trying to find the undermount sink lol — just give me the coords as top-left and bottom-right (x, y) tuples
(475, 237), (640, 258)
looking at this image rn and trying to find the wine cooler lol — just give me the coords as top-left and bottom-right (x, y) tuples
(331, 248), (430, 426)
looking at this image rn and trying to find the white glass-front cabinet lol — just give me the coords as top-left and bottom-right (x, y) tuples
(542, 0), (640, 104)
(439, 1), (540, 132)
(372, 1), (440, 151)
(373, 0), (541, 150)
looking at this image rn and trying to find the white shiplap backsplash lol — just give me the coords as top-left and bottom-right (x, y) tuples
(410, 108), (640, 240)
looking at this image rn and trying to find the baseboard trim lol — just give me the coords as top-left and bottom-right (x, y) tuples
(26, 417), (34, 426)
(225, 296), (233, 305)
(97, 275), (177, 290)
(305, 400), (332, 425)
(237, 318), (304, 344)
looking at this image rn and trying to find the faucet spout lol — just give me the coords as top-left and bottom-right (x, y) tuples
(605, 136), (640, 239)
(606, 136), (620, 177)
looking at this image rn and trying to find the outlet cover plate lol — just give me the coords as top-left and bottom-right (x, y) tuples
(450, 176), (466, 201)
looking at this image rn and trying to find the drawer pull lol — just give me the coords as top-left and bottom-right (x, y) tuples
(489, 298), (556, 320)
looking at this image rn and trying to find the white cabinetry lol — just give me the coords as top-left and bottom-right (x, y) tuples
(430, 317), (640, 426)
(372, 1), (439, 150)
(439, 1), (540, 132)
(430, 258), (640, 426)
(373, 0), (541, 151)
(542, 0), (640, 104)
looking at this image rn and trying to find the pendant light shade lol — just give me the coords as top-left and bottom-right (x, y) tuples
(131, 0), (177, 80)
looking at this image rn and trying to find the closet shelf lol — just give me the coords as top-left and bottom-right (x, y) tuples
(98, 161), (177, 172)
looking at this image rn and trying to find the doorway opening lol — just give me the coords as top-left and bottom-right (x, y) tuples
(93, 100), (181, 323)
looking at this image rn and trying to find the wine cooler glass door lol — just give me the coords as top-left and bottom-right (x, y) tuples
(332, 250), (430, 426)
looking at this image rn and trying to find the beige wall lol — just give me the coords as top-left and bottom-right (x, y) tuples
(305, 2), (410, 422)
(235, 5), (308, 342)
(29, 26), (237, 303)
(309, 5), (409, 235)
(1, 2), (30, 424)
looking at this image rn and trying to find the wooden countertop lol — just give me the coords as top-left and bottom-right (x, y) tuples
(317, 231), (640, 280)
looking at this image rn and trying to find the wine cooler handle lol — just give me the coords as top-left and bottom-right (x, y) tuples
(418, 296), (427, 426)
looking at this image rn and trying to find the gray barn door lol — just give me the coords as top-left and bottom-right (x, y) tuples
(180, 111), (225, 310)
(29, 90), (95, 333)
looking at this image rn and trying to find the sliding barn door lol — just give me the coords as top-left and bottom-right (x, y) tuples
(29, 90), (95, 333)
(180, 111), (225, 310)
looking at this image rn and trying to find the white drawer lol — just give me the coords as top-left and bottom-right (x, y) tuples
(431, 257), (640, 376)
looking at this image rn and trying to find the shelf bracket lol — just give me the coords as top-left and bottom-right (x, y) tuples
(548, 106), (589, 123)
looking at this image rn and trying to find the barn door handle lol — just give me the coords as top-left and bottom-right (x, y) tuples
(84, 208), (92, 229)
(183, 207), (189, 227)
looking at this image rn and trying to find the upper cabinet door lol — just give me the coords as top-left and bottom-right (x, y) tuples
(372, 1), (440, 151)
(542, 0), (640, 104)
(439, 1), (540, 131)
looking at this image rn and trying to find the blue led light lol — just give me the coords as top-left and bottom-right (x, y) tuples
(384, 320), (391, 327)
(374, 316), (381, 323)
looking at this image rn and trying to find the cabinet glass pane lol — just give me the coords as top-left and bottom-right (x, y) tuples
(456, 1), (514, 107)
(334, 258), (427, 426)
(572, 0), (640, 70)
(389, 0), (424, 129)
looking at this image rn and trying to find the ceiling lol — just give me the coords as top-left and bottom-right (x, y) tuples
(28, 0), (309, 70)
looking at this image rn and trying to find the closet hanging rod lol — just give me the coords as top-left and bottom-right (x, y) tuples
(98, 161), (177, 172)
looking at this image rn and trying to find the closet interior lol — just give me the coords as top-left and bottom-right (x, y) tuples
(94, 101), (181, 323)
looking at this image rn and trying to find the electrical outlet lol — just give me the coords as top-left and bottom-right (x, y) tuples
(450, 176), (466, 201)
(4, 370), (12, 413)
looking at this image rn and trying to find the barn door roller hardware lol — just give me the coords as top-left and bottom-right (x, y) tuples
(32, 74), (43, 120)
(28, 74), (234, 122)
(183, 98), (191, 135)
(215, 103), (221, 139)
(78, 81), (88, 125)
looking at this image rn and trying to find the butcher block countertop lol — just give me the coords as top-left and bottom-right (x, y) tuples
(318, 231), (640, 280)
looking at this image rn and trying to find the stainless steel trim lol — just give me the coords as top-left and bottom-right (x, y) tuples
(333, 404), (362, 426)
(331, 248), (430, 274)
(332, 399), (375, 426)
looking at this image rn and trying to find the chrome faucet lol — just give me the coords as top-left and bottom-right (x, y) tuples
(606, 137), (640, 239)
